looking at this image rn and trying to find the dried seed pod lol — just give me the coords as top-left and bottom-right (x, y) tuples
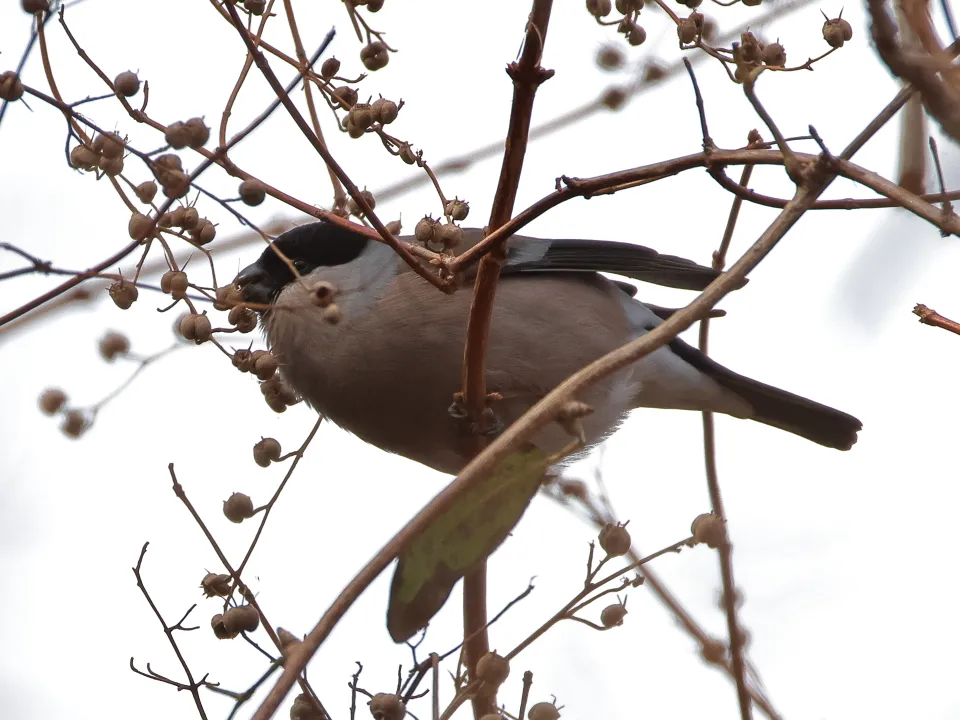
(691, 512), (725, 548)
(94, 132), (124, 160)
(214, 284), (244, 311)
(528, 702), (561, 720)
(761, 42), (786, 66)
(180, 207), (199, 231)
(0, 71), (24, 102)
(333, 86), (358, 109)
(223, 492), (255, 523)
(254, 351), (278, 380)
(161, 170), (191, 199)
(245, 0), (266, 14)
(348, 103), (375, 130)
(99, 155), (124, 177)
(600, 603), (628, 628)
(415, 216), (437, 244)
(601, 86), (627, 110)
(178, 313), (199, 341)
(162, 270), (189, 300)
(360, 41), (389, 71)
(346, 189), (376, 217)
(476, 652), (510, 686)
(739, 31), (762, 63)
(191, 218), (217, 245)
(367, 0), (384, 10)
(679, 0), (703, 7)
(228, 305), (258, 333)
(372, 98), (399, 124)
(211, 613), (240, 640)
(435, 222), (463, 250)
(185, 117), (210, 148)
(368, 693), (405, 720)
(154, 153), (183, 172)
(677, 18), (698, 44)
(232, 349), (256, 373)
(586, 0), (612, 18)
(222, 605), (260, 634)
(384, 219), (402, 235)
(164, 121), (191, 149)
(39, 388), (67, 415)
(168, 207), (186, 228)
(98, 331), (130, 361)
(108, 278), (138, 309)
(596, 45), (624, 71)
(192, 314), (213, 343)
(291, 693), (325, 720)
(598, 522), (631, 556)
(822, 16), (853, 48)
(701, 18), (717, 42)
(616, 0), (643, 11)
(22, 0), (50, 12)
(60, 409), (89, 438)
(201, 572), (232, 597)
(320, 57), (340, 79)
(128, 212), (153, 242)
(239, 178), (266, 206)
(114, 70), (140, 97)
(134, 181), (157, 204)
(69, 145), (99, 171)
(445, 198), (469, 221)
(625, 22), (647, 46)
(253, 437), (282, 467)
(398, 142), (417, 165)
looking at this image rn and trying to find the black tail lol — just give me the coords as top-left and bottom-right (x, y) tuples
(668, 338), (862, 450)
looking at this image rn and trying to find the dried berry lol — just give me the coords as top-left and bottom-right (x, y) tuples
(214, 284), (244, 311)
(600, 602), (628, 628)
(201, 572), (232, 597)
(398, 142), (417, 165)
(528, 702), (560, 720)
(598, 522), (631, 556)
(108, 278), (138, 309)
(22, 0), (49, 12)
(60, 409), (89, 438)
(114, 70), (140, 97)
(185, 117), (210, 148)
(360, 41), (389, 71)
(154, 153), (183, 172)
(739, 31), (763, 63)
(291, 694), (325, 720)
(691, 512), (725, 548)
(223, 492), (255, 523)
(320, 57), (341, 79)
(333, 86), (358, 109)
(346, 189), (376, 217)
(476, 652), (510, 686)
(445, 198), (469, 221)
(127, 212), (153, 242)
(232, 349), (256, 373)
(677, 18), (698, 44)
(253, 437), (282, 467)
(367, 0), (384, 10)
(245, 0), (266, 14)
(384, 219), (402, 235)
(211, 613), (239, 640)
(239, 178), (266, 206)
(616, 0), (643, 11)
(135, 181), (157, 204)
(99, 155), (124, 177)
(822, 16), (853, 48)
(0, 72), (24, 102)
(222, 605), (260, 634)
(180, 207), (199, 231)
(435, 222), (463, 250)
(701, 638), (726, 664)
(162, 270), (189, 300)
(415, 216), (437, 245)
(625, 22), (647, 46)
(191, 218), (217, 246)
(161, 170), (191, 199)
(164, 121), (191, 149)
(597, 45), (624, 71)
(98, 331), (130, 361)
(586, 0), (612, 18)
(254, 351), (278, 380)
(601, 86), (627, 110)
(39, 388), (67, 415)
(372, 98), (399, 124)
(348, 103), (375, 131)
(368, 693), (405, 720)
(228, 305), (258, 333)
(761, 42), (786, 67)
(69, 145), (99, 171)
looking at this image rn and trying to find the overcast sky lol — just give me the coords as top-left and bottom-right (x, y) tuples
(2, 1), (959, 719)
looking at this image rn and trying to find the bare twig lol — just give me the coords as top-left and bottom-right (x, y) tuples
(913, 303), (960, 335)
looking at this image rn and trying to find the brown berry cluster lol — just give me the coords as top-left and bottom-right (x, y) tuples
(730, 31), (790, 82)
(158, 206), (217, 245)
(164, 117), (209, 150)
(415, 216), (463, 253)
(587, 0), (648, 48)
(151, 153), (191, 200)
(69, 132), (126, 177)
(343, 97), (400, 138)
(38, 388), (91, 438)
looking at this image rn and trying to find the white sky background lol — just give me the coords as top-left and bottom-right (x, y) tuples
(1, 1), (959, 719)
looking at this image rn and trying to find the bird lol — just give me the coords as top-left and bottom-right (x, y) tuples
(235, 221), (861, 474)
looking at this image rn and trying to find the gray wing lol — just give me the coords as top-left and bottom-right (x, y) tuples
(501, 235), (744, 291)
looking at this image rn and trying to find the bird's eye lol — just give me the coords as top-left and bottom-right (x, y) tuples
(293, 259), (307, 272)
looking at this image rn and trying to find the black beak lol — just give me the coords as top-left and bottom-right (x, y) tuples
(234, 260), (275, 307)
